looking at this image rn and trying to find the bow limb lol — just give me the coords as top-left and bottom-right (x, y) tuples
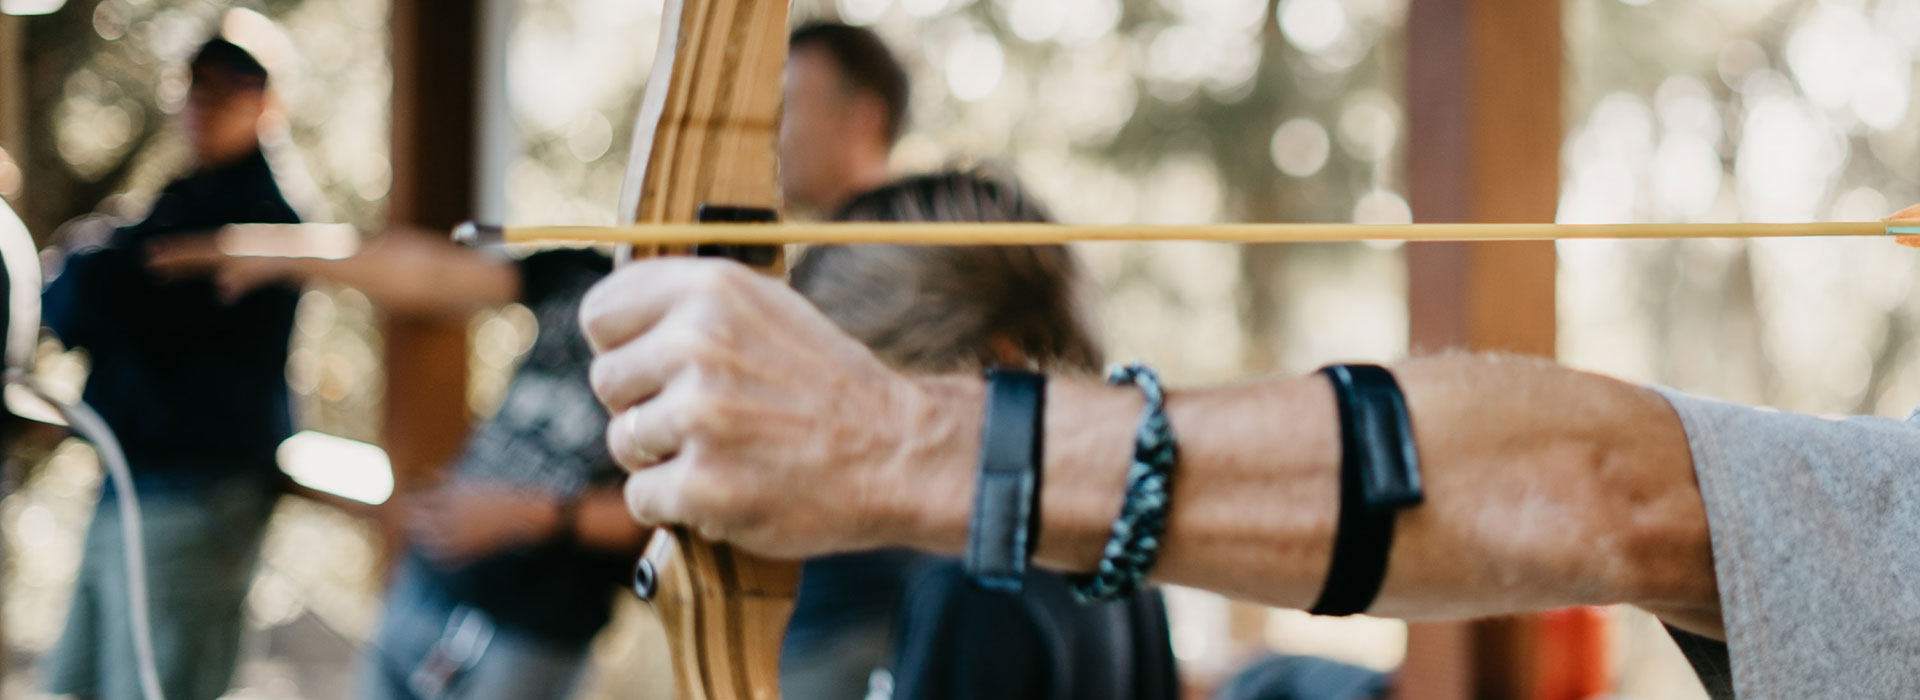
(617, 2), (799, 700)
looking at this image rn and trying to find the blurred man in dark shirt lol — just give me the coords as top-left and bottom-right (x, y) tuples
(150, 194), (646, 700)
(779, 22), (902, 218)
(40, 36), (301, 700)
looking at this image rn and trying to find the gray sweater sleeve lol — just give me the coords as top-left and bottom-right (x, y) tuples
(1656, 389), (1920, 700)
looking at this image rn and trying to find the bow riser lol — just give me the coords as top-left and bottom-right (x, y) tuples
(620, 2), (800, 700)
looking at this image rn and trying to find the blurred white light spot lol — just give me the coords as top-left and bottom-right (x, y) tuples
(92, 1), (125, 39)
(2, 0), (65, 15)
(277, 431), (394, 506)
(1833, 187), (1889, 222)
(1005, 0), (1067, 42)
(353, 155), (393, 202)
(508, 23), (593, 131)
(566, 111), (614, 162)
(944, 34), (1005, 101)
(1882, 0), (1920, 55)
(1851, 40), (1909, 130)
(1269, 118), (1331, 177)
(1040, 47), (1137, 145)
(1593, 91), (1657, 153)
(1279, 0), (1348, 54)
(1264, 608), (1408, 671)
(1203, 37), (1264, 99)
(1353, 190), (1412, 225)
(54, 99), (137, 180)
(838, 0), (890, 24)
(1337, 97), (1398, 162)
(1617, 0), (1652, 6)
(1164, 587), (1229, 663)
(901, 0), (951, 18)
(1785, 5), (1872, 112)
(1737, 97), (1845, 222)
(156, 65), (189, 115)
(1739, 68), (1795, 101)
(1174, 0), (1268, 35)
(221, 8), (297, 82)
(1654, 75), (1720, 144)
(1559, 90), (1659, 224)
(1143, 24), (1208, 89)
(1651, 135), (1722, 222)
(1058, 0), (1122, 45)
(1716, 40), (1769, 91)
(1142, 154), (1224, 225)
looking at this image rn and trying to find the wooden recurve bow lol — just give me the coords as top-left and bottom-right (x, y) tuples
(614, 1), (799, 699)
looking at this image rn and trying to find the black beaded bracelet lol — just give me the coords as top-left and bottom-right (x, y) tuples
(1068, 363), (1177, 604)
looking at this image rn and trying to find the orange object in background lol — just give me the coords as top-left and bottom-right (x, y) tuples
(1533, 607), (1612, 700)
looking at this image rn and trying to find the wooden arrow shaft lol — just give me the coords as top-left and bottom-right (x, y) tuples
(467, 220), (1900, 246)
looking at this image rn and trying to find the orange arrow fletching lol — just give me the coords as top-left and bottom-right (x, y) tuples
(1883, 204), (1920, 247)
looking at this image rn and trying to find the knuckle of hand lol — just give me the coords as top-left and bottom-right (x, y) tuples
(695, 318), (737, 351)
(588, 358), (621, 404)
(685, 346), (735, 390)
(681, 398), (724, 441)
(578, 286), (615, 339)
(623, 476), (656, 522)
(684, 389), (752, 439)
(608, 426), (637, 469)
(706, 259), (751, 287)
(681, 469), (733, 518)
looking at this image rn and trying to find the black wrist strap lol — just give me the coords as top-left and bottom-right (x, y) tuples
(552, 493), (581, 546)
(1309, 364), (1425, 616)
(965, 368), (1046, 592)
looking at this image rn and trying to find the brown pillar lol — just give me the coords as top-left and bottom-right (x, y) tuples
(0, 12), (20, 683)
(1, 14), (24, 201)
(1405, 0), (1559, 357)
(1398, 0), (1568, 698)
(382, 1), (479, 538)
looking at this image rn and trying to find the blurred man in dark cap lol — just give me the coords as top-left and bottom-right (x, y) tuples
(39, 32), (302, 700)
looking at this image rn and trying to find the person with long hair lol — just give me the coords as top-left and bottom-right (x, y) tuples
(782, 170), (1179, 700)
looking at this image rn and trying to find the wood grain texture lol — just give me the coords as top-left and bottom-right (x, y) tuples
(617, 2), (800, 700)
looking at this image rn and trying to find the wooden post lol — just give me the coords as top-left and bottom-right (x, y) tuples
(0, 12), (20, 686)
(382, 0), (479, 556)
(1398, 0), (1600, 699)
(1406, 0), (1559, 357)
(1, 13), (23, 202)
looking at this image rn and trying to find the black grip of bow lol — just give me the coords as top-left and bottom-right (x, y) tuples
(694, 205), (780, 267)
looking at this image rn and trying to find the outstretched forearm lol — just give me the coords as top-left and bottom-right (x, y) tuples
(877, 355), (1719, 635)
(285, 238), (520, 317)
(579, 260), (1722, 639)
